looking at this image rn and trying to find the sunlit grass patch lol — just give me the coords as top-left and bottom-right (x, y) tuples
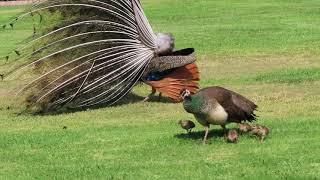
(255, 68), (320, 83)
(202, 68), (320, 85)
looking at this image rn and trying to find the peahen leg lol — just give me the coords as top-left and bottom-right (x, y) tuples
(203, 126), (210, 145)
(143, 87), (156, 102)
(221, 125), (227, 135)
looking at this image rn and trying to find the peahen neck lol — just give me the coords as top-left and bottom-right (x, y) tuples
(183, 93), (206, 114)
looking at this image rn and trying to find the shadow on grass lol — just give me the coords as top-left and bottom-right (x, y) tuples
(174, 129), (225, 140)
(19, 92), (178, 115)
(143, 95), (178, 104)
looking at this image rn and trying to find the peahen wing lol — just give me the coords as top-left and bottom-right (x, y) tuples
(231, 91), (258, 121)
(2, 0), (157, 112)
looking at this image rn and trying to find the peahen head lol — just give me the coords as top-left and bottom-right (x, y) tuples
(155, 33), (174, 55)
(180, 88), (203, 114)
(180, 88), (191, 100)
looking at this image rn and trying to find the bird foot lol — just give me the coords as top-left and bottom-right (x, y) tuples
(142, 96), (150, 102)
(158, 93), (162, 102)
(143, 88), (156, 102)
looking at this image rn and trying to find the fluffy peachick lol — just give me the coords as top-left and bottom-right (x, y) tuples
(238, 123), (252, 134)
(251, 124), (269, 142)
(178, 120), (196, 133)
(227, 128), (239, 143)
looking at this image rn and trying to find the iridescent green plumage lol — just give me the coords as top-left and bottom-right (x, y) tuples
(183, 92), (205, 115)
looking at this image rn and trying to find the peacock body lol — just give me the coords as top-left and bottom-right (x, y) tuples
(1, 0), (199, 113)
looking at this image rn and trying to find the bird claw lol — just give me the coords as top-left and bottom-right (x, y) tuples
(142, 88), (157, 102)
(158, 93), (162, 102)
(142, 96), (150, 102)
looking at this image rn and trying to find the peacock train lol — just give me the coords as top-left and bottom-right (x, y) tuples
(1, 0), (199, 113)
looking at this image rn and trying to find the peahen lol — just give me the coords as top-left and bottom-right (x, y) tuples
(180, 86), (258, 144)
(1, 0), (199, 113)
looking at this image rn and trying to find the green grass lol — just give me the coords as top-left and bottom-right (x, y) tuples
(203, 67), (320, 85)
(145, 0), (320, 55)
(255, 68), (320, 83)
(1, 1), (320, 179)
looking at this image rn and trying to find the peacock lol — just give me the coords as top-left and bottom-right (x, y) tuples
(180, 86), (258, 144)
(1, 0), (199, 113)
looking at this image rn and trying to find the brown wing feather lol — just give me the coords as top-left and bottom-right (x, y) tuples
(201, 86), (257, 122)
(144, 63), (199, 101)
(231, 93), (257, 114)
(230, 92), (258, 121)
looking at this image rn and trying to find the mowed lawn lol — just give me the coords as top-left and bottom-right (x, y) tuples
(1, 0), (320, 179)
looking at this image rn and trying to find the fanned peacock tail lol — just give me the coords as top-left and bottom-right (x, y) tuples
(1, 0), (199, 113)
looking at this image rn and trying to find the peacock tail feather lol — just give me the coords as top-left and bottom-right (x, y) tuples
(145, 63), (199, 101)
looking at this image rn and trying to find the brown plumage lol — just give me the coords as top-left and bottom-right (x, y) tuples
(238, 123), (252, 134)
(227, 128), (238, 143)
(178, 120), (196, 133)
(251, 125), (269, 142)
(210, 87), (258, 123)
(182, 86), (258, 144)
(145, 63), (199, 101)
